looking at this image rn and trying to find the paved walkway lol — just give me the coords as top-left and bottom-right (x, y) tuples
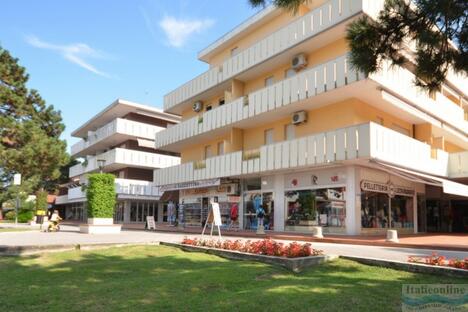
(1, 225), (467, 262)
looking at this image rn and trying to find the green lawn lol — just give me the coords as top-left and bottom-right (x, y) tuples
(0, 227), (35, 232)
(0, 245), (465, 312)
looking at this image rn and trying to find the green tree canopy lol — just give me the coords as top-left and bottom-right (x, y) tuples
(0, 45), (69, 202)
(249, 0), (467, 91)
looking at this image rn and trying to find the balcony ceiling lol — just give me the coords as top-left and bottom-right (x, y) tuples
(72, 99), (180, 138)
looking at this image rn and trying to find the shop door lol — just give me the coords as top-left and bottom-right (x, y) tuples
(451, 200), (468, 233)
(262, 192), (274, 230)
(417, 195), (427, 232)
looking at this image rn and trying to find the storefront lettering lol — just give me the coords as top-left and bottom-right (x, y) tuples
(360, 180), (414, 197)
(160, 179), (221, 192)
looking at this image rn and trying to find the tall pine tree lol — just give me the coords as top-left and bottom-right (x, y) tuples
(0, 45), (69, 205)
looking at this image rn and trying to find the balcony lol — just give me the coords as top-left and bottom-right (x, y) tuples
(69, 148), (180, 178)
(154, 122), (450, 186)
(70, 118), (166, 157)
(164, 0), (386, 112)
(448, 151), (468, 178)
(156, 53), (467, 152)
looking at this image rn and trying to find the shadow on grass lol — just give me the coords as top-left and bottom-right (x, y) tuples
(0, 245), (466, 312)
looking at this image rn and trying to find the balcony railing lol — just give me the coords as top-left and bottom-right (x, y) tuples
(448, 151), (468, 178)
(154, 122), (449, 186)
(69, 148), (180, 178)
(156, 53), (363, 149)
(164, 0), (385, 111)
(71, 118), (166, 156)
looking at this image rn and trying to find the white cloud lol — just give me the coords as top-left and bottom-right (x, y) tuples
(159, 15), (214, 48)
(25, 35), (112, 78)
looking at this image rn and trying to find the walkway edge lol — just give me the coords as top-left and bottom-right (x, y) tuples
(341, 255), (468, 278)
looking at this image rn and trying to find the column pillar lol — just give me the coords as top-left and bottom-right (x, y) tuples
(345, 166), (360, 235)
(123, 200), (130, 223)
(273, 174), (285, 232)
(413, 195), (418, 233)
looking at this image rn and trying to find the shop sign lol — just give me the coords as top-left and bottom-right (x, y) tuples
(360, 180), (414, 197)
(160, 179), (221, 192)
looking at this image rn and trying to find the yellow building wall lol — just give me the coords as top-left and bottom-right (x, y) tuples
(180, 134), (231, 163)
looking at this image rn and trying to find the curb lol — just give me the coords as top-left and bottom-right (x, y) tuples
(341, 255), (468, 278)
(161, 242), (338, 273)
(0, 242), (160, 256)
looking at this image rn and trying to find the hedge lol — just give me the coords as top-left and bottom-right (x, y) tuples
(86, 173), (116, 218)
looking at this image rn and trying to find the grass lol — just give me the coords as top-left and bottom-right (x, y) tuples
(0, 227), (35, 232)
(0, 245), (466, 312)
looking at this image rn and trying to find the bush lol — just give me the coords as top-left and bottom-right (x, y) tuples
(4, 209), (34, 222)
(5, 211), (16, 220)
(86, 173), (116, 218)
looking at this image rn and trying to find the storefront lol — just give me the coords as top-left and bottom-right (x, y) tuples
(174, 179), (241, 227)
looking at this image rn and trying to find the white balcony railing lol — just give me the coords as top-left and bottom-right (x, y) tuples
(115, 178), (162, 197)
(157, 53), (364, 149)
(154, 122), (449, 186)
(69, 148), (180, 178)
(55, 195), (69, 205)
(71, 118), (166, 156)
(164, 0), (385, 111)
(448, 151), (468, 178)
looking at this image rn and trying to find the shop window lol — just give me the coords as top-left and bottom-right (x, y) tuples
(285, 188), (346, 229)
(284, 124), (295, 141)
(264, 76), (275, 87)
(243, 192), (274, 231)
(264, 129), (274, 145)
(361, 192), (414, 229)
(217, 141), (225, 155)
(130, 202), (137, 222)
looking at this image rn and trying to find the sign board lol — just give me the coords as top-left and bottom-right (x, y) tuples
(160, 179), (221, 192)
(360, 180), (414, 197)
(13, 173), (21, 186)
(146, 216), (156, 230)
(211, 203), (222, 226)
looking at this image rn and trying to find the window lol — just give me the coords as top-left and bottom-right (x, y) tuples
(217, 141), (225, 155)
(231, 47), (239, 57)
(264, 129), (274, 145)
(284, 124), (295, 140)
(204, 145), (213, 159)
(264, 76), (275, 87)
(218, 98), (225, 106)
(285, 68), (296, 79)
(392, 124), (410, 136)
(206, 105), (212, 111)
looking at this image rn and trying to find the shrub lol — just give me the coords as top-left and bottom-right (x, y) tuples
(35, 190), (48, 212)
(86, 173), (116, 218)
(4, 209), (34, 222)
(5, 211), (16, 220)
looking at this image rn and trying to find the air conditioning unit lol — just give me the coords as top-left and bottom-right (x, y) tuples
(192, 101), (203, 112)
(291, 53), (307, 71)
(292, 111), (307, 125)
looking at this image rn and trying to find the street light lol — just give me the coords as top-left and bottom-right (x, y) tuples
(97, 159), (106, 173)
(13, 173), (21, 226)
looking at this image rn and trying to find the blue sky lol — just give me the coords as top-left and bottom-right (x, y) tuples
(0, 0), (260, 149)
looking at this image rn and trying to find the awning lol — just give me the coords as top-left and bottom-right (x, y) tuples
(159, 190), (179, 202)
(371, 161), (468, 197)
(137, 139), (156, 149)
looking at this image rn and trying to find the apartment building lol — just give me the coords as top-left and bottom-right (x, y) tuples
(55, 99), (180, 224)
(153, 0), (468, 235)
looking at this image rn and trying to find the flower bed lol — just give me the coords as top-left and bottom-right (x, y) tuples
(181, 238), (323, 258)
(408, 252), (467, 270)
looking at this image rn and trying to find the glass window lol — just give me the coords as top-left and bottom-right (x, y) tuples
(264, 76), (274, 87)
(284, 124), (295, 141)
(361, 192), (390, 228)
(264, 129), (274, 145)
(218, 141), (225, 155)
(130, 202), (137, 222)
(243, 178), (261, 191)
(391, 195), (414, 228)
(204, 145), (213, 159)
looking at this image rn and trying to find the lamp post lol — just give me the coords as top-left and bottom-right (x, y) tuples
(97, 159), (106, 174)
(13, 173), (21, 226)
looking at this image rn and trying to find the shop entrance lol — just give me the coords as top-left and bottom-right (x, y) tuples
(243, 191), (274, 231)
(452, 200), (468, 233)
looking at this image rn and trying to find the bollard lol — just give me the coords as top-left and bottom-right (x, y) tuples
(386, 229), (399, 243)
(312, 226), (324, 238)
